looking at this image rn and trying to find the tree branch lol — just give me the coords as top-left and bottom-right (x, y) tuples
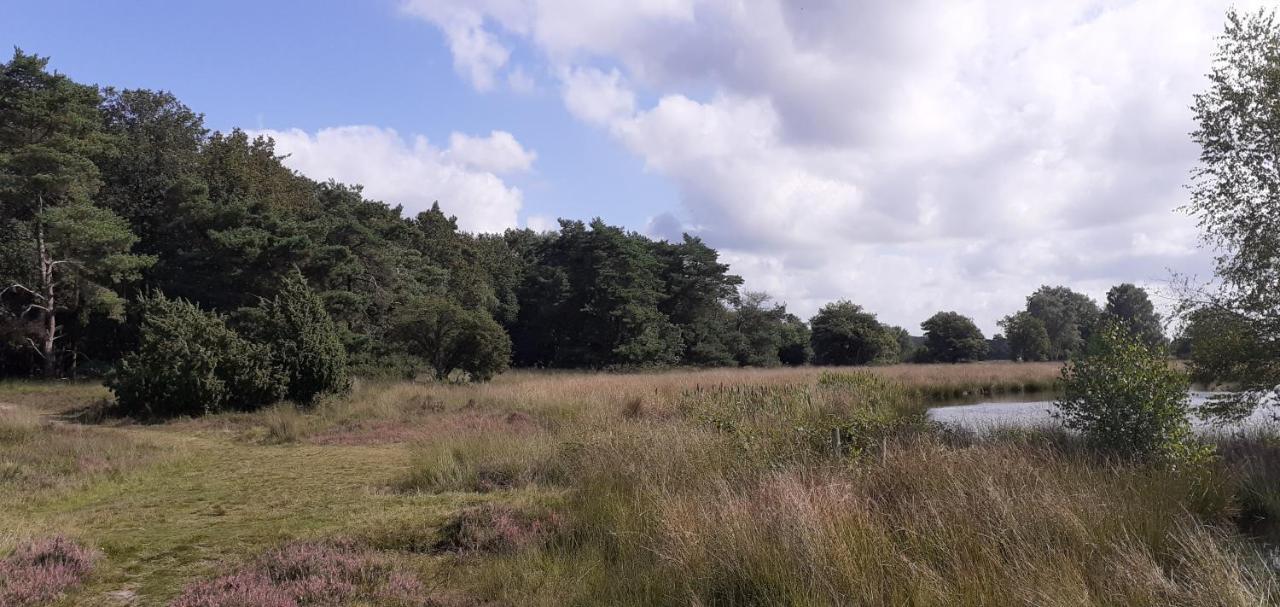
(0, 283), (46, 302)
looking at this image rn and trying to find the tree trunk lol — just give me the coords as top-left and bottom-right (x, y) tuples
(35, 196), (57, 378)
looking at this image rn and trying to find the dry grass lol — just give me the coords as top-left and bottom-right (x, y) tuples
(456, 426), (1276, 606)
(4, 364), (1278, 606)
(0, 404), (165, 494)
(176, 362), (1060, 447)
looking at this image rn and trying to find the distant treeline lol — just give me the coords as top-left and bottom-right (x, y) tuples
(0, 50), (1177, 380)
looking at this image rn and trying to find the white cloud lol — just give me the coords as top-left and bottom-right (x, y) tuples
(560, 67), (635, 127)
(403, 0), (1262, 331)
(445, 130), (537, 174)
(254, 126), (529, 233)
(406, 5), (511, 91)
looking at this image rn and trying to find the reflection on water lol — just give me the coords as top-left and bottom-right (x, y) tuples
(928, 392), (1280, 433)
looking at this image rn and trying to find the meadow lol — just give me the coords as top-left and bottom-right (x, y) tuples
(2, 362), (1278, 606)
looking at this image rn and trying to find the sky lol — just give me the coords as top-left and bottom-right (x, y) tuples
(1, 0), (1262, 333)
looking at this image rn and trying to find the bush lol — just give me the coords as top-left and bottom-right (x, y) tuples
(389, 298), (511, 382)
(255, 269), (350, 405)
(108, 294), (285, 416)
(1054, 322), (1201, 461)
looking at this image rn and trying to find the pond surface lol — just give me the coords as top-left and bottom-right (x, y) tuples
(927, 392), (1280, 433)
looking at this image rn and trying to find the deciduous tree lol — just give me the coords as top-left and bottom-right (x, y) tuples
(809, 301), (897, 366)
(920, 311), (988, 363)
(1103, 283), (1166, 349)
(1183, 8), (1280, 419)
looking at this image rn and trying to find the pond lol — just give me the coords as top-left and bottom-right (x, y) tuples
(927, 392), (1280, 434)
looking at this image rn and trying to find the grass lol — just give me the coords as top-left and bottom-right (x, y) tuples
(2, 363), (1277, 606)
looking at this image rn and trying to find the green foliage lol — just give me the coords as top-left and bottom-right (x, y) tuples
(998, 285), (1098, 361)
(657, 235), (744, 366)
(0, 49), (152, 376)
(920, 311), (988, 363)
(1001, 311), (1051, 361)
(809, 300), (898, 366)
(390, 298), (511, 382)
(1182, 307), (1277, 421)
(1054, 323), (1201, 461)
(107, 293), (284, 416)
(730, 292), (786, 367)
(885, 325), (918, 363)
(777, 313), (812, 366)
(254, 269), (349, 405)
(1184, 8), (1280, 417)
(1025, 286), (1100, 359)
(1102, 283), (1166, 349)
(987, 334), (1011, 360)
(509, 220), (687, 368)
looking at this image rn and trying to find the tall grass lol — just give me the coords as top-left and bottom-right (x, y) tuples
(460, 430), (1275, 606)
(380, 367), (1279, 606)
(396, 431), (568, 493)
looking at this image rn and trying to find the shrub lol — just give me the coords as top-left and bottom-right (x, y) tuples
(108, 293), (284, 416)
(389, 298), (511, 382)
(255, 269), (350, 405)
(1054, 322), (1201, 461)
(0, 536), (100, 607)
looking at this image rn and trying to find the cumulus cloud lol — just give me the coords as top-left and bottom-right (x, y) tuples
(402, 0), (1262, 331)
(444, 130), (537, 174)
(254, 126), (531, 233)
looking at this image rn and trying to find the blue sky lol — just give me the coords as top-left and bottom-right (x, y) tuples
(0, 1), (1252, 332)
(0, 0), (678, 231)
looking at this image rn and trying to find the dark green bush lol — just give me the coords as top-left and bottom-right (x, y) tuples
(107, 294), (285, 416)
(255, 269), (350, 404)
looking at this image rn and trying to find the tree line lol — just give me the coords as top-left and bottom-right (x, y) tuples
(0, 49), (1211, 396)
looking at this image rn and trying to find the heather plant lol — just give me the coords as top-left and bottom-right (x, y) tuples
(168, 541), (423, 607)
(0, 536), (100, 607)
(435, 503), (565, 554)
(1054, 322), (1204, 461)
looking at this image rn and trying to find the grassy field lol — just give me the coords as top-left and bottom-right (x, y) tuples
(2, 363), (1277, 606)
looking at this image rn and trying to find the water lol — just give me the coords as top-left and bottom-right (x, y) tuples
(928, 392), (1280, 434)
